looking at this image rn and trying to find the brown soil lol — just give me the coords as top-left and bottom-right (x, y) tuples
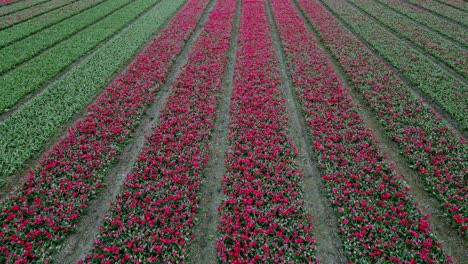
(317, 0), (467, 139)
(51, 0), (219, 262)
(188, 1), (240, 263)
(372, 0), (467, 50)
(402, 0), (468, 30)
(347, 0), (467, 84)
(266, 0), (349, 262)
(0, 0), (169, 200)
(298, 0), (467, 261)
(0, 0), (140, 119)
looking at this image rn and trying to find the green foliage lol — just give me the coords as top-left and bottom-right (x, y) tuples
(322, 0), (468, 129)
(0, 0), (107, 48)
(0, 0), (185, 178)
(0, 0), (159, 113)
(0, 0), (131, 73)
(0, 0), (51, 16)
(349, 0), (467, 77)
(0, 0), (77, 29)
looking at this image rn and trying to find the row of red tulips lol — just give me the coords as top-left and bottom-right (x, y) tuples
(80, 0), (236, 262)
(0, 0), (15, 5)
(296, 0), (467, 237)
(270, 0), (452, 262)
(0, 0), (211, 262)
(216, 0), (316, 262)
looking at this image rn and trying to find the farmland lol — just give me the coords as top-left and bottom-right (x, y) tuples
(0, 0), (466, 263)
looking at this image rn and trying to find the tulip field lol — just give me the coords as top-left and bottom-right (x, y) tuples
(0, 0), (466, 263)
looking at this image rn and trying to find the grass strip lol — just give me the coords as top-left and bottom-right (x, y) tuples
(0, 0), (161, 113)
(0, 0), (106, 48)
(0, 0), (133, 74)
(434, 0), (468, 12)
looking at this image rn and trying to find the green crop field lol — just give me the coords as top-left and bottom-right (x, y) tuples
(0, 0), (466, 262)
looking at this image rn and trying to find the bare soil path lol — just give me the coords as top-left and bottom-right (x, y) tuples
(294, 0), (468, 261)
(266, 0), (349, 262)
(188, 1), (241, 263)
(51, 0), (219, 262)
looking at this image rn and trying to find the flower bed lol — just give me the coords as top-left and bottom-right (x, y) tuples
(0, 0), (106, 48)
(406, 0), (468, 26)
(319, 0), (467, 128)
(0, 0), (207, 261)
(0, 0), (76, 29)
(270, 0), (453, 262)
(297, 0), (467, 237)
(376, 0), (467, 46)
(349, 0), (466, 77)
(216, 0), (316, 262)
(79, 0), (237, 262)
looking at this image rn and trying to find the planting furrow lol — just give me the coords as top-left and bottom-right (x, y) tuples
(0, 0), (107, 49)
(0, 0), (77, 29)
(271, 0), (453, 262)
(288, 0), (466, 260)
(0, 0), (50, 17)
(0, 1), (16, 6)
(265, 1), (347, 263)
(216, 0), (317, 262)
(404, 0), (468, 27)
(296, 0), (468, 238)
(0, 0), (134, 75)
(375, 0), (467, 48)
(0, 0), (205, 261)
(0, 1), (17, 6)
(436, 0), (468, 11)
(189, 1), (240, 263)
(79, 0), (237, 262)
(319, 0), (468, 129)
(54, 0), (218, 262)
(0, 0), (170, 182)
(348, 0), (467, 78)
(0, 0), (184, 188)
(0, 0), (161, 114)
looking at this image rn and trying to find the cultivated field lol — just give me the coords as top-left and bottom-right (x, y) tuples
(0, 0), (466, 263)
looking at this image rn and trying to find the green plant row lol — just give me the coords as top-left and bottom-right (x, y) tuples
(0, 0), (160, 114)
(433, 0), (468, 12)
(376, 0), (467, 48)
(0, 0), (132, 74)
(406, 0), (468, 27)
(0, 0), (77, 29)
(0, 0), (184, 180)
(0, 0), (107, 48)
(0, 0), (50, 16)
(349, 0), (467, 77)
(321, 0), (468, 129)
